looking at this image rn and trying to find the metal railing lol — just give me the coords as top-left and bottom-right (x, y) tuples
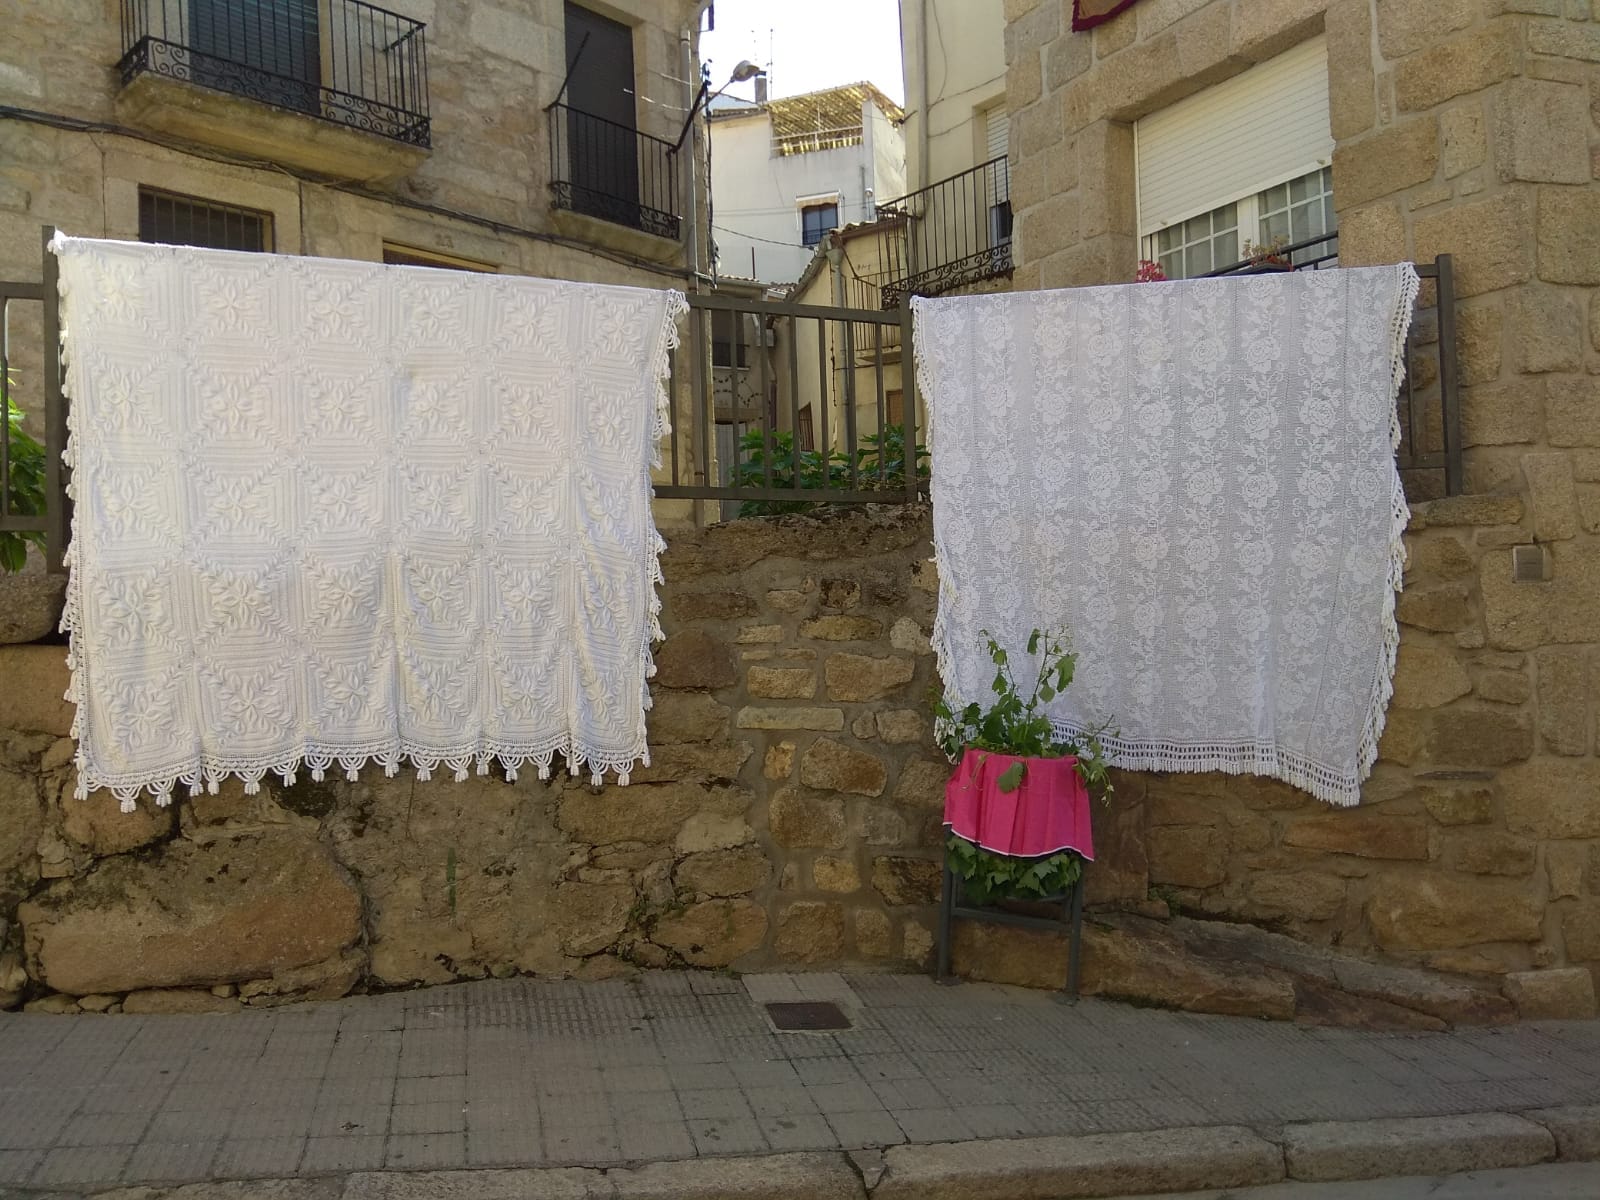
(1206, 238), (1461, 497)
(119, 0), (431, 147)
(1202, 231), (1341, 277)
(877, 157), (1012, 306)
(658, 294), (925, 514)
(548, 103), (682, 241)
(0, 229), (67, 575)
(1400, 256), (1463, 497)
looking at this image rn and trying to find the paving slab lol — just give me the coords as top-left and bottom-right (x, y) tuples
(1282, 1112), (1556, 1182)
(870, 1126), (1284, 1199)
(1, 971), (1599, 1195)
(1114, 1160), (1600, 1198)
(1527, 1105), (1600, 1161)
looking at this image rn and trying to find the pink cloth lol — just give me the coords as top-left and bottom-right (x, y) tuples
(943, 749), (1095, 860)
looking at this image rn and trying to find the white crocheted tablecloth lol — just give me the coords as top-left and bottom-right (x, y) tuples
(53, 234), (685, 809)
(914, 265), (1419, 806)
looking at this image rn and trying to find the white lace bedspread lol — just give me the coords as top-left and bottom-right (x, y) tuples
(914, 265), (1419, 806)
(53, 235), (684, 809)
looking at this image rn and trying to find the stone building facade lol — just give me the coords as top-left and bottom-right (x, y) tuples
(0, 0), (709, 526)
(0, 0), (707, 283)
(993, 0), (1600, 1005)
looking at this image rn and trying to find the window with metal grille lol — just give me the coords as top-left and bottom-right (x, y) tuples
(138, 188), (272, 252)
(801, 202), (838, 248)
(797, 404), (815, 451)
(381, 244), (497, 271)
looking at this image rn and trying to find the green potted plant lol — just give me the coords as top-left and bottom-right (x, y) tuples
(2, 369), (46, 574)
(1, 368), (66, 645)
(933, 629), (1113, 905)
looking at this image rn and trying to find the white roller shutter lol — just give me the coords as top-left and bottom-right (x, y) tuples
(1136, 36), (1332, 234)
(985, 104), (1008, 164)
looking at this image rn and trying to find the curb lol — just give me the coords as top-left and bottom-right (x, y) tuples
(39, 1107), (1600, 1200)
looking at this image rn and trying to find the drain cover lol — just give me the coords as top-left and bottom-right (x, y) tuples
(765, 1001), (852, 1031)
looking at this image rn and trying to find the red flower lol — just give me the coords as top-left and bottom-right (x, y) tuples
(1135, 259), (1167, 283)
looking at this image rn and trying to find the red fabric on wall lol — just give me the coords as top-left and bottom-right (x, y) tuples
(1071, 0), (1140, 31)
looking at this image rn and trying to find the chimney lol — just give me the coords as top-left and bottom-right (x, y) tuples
(754, 76), (768, 104)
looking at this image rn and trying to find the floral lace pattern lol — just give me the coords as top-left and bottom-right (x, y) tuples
(914, 264), (1419, 806)
(53, 235), (685, 810)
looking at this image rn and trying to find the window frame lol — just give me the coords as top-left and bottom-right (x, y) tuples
(799, 200), (840, 248)
(381, 243), (498, 272)
(137, 186), (274, 252)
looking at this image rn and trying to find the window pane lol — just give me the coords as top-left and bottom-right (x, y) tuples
(1212, 230), (1237, 268)
(1260, 182), (1288, 212)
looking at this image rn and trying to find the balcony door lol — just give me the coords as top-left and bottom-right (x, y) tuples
(189, 0), (321, 117)
(563, 3), (639, 223)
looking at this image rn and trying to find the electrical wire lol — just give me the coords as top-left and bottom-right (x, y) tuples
(0, 105), (692, 281)
(711, 224), (809, 249)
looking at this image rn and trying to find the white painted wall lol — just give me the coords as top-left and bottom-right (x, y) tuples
(709, 100), (906, 283)
(898, 0), (1005, 191)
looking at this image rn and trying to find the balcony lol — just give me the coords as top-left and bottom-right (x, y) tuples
(877, 157), (1012, 306)
(116, 0), (430, 184)
(547, 103), (683, 253)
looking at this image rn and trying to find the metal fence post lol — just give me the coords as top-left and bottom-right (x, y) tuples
(900, 300), (919, 504)
(42, 225), (67, 576)
(1434, 254), (1462, 498)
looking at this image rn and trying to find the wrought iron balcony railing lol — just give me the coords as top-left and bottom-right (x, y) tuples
(118, 0), (431, 147)
(1202, 230), (1340, 276)
(877, 157), (1012, 306)
(547, 103), (682, 241)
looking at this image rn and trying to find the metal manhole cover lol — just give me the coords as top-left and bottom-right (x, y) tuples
(765, 1001), (852, 1031)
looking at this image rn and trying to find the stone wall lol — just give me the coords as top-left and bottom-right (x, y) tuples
(3, 502), (1597, 1021)
(0, 509), (950, 1013)
(991, 0), (1600, 1009)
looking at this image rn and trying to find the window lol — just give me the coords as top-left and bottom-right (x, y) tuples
(188, 0), (320, 116)
(1136, 37), (1334, 278)
(382, 244), (497, 271)
(801, 202), (838, 248)
(797, 404), (816, 451)
(886, 389), (904, 427)
(1147, 167), (1335, 279)
(138, 188), (272, 252)
(711, 310), (748, 369)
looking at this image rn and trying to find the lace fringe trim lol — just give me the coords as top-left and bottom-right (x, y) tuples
(1353, 261), (1422, 806)
(74, 742), (657, 813)
(51, 235), (681, 810)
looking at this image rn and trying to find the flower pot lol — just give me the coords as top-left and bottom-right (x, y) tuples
(943, 748), (1094, 861)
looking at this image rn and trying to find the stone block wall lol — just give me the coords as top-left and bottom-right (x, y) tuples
(0, 509), (951, 1013)
(991, 1), (1600, 994)
(3, 501), (1598, 1018)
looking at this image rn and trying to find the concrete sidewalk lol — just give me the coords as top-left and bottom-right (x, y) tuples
(1, 970), (1598, 1196)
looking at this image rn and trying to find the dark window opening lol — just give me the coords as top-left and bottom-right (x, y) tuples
(188, 0), (321, 116)
(711, 310), (748, 368)
(797, 404), (815, 451)
(989, 200), (1013, 245)
(801, 202), (838, 248)
(138, 188), (272, 252)
(382, 244), (495, 271)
